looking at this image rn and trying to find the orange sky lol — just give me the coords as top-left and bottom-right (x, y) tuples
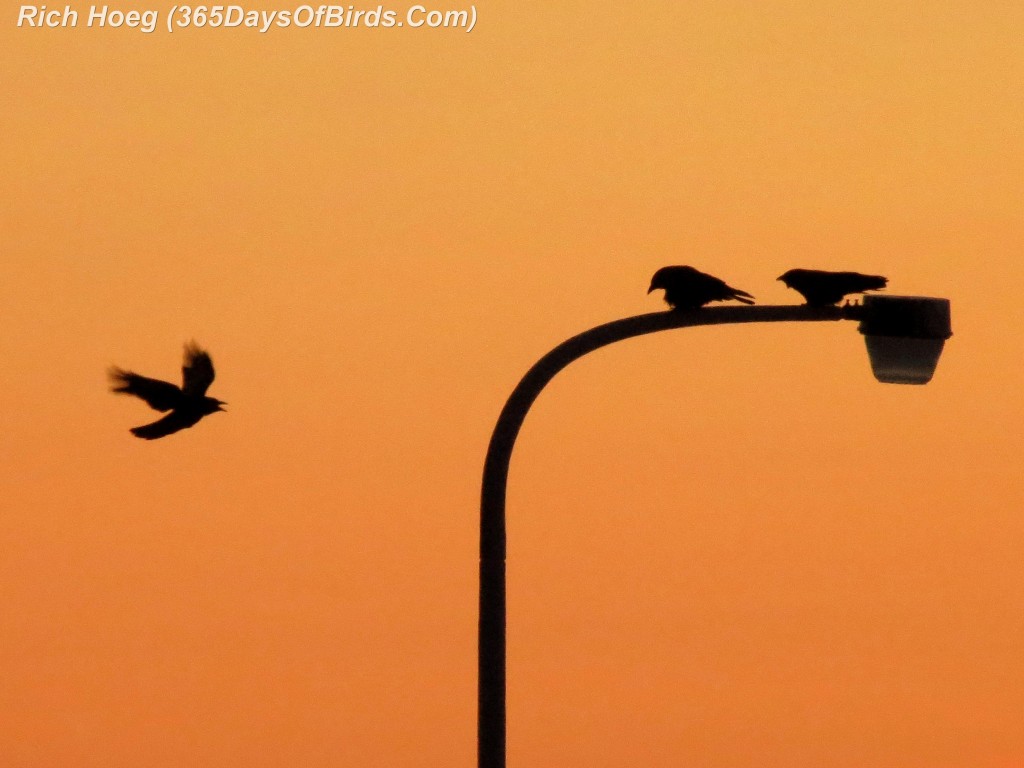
(2, 2), (1023, 766)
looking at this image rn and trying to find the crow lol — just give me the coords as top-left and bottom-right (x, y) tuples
(109, 342), (226, 440)
(648, 265), (755, 310)
(777, 268), (888, 307)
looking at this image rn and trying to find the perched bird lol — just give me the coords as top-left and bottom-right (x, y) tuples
(778, 268), (888, 307)
(109, 342), (226, 440)
(648, 265), (755, 310)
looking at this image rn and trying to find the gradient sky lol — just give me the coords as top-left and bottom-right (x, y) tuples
(2, 2), (1023, 766)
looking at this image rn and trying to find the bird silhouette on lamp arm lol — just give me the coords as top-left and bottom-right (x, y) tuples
(648, 265), (755, 310)
(778, 268), (888, 307)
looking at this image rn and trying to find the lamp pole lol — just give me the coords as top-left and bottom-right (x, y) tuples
(478, 300), (951, 768)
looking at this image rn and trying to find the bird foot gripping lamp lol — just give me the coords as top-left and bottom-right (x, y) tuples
(477, 291), (952, 768)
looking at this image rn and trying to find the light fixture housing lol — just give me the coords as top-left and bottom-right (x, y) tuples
(858, 295), (952, 384)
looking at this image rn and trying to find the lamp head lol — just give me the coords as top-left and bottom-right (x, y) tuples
(857, 295), (952, 384)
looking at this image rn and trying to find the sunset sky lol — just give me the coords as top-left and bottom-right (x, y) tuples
(2, 2), (1023, 765)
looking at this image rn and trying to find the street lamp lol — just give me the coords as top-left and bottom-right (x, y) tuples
(478, 298), (952, 768)
(858, 295), (952, 384)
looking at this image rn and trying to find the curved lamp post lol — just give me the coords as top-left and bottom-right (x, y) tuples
(478, 297), (952, 768)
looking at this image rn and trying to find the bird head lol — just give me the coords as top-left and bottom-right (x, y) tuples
(648, 265), (695, 293)
(202, 397), (227, 414)
(777, 269), (800, 287)
(647, 271), (663, 294)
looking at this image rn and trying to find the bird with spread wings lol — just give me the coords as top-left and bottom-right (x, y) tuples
(109, 342), (226, 440)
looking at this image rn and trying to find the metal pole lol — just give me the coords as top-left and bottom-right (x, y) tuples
(478, 305), (859, 768)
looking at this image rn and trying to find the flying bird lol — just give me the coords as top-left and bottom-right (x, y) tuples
(109, 342), (226, 440)
(777, 268), (888, 307)
(648, 265), (755, 310)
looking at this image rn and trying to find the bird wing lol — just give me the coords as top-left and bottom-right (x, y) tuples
(840, 272), (887, 292)
(129, 409), (204, 440)
(728, 285), (755, 302)
(705, 274), (755, 303)
(181, 341), (215, 396)
(109, 368), (182, 411)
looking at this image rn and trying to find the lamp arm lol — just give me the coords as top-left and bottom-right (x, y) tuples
(478, 303), (857, 768)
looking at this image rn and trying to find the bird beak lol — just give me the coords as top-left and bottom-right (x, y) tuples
(217, 401), (227, 411)
(647, 284), (655, 294)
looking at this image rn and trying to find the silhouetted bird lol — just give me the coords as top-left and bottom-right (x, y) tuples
(109, 342), (226, 440)
(648, 265), (755, 310)
(777, 268), (888, 307)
